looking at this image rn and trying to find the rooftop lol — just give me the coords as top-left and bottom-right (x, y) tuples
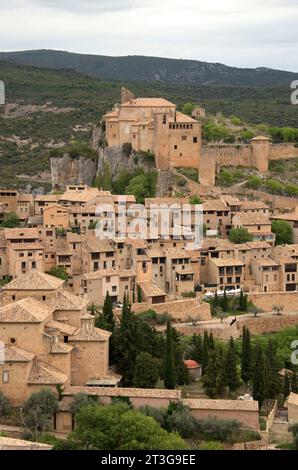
(183, 398), (259, 411)
(4, 346), (35, 362)
(121, 97), (175, 108)
(0, 297), (54, 323)
(3, 269), (64, 291)
(209, 258), (244, 267)
(28, 359), (68, 385)
(68, 326), (111, 342)
(63, 386), (182, 399)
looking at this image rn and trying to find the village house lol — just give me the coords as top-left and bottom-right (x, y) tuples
(232, 212), (275, 245)
(271, 207), (298, 244)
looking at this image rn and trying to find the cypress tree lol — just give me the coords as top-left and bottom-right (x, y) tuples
(222, 289), (228, 312)
(137, 285), (142, 303)
(203, 346), (226, 398)
(266, 340), (281, 398)
(192, 334), (203, 363)
(239, 289), (244, 311)
(225, 337), (241, 393)
(241, 326), (252, 384)
(113, 293), (138, 386)
(102, 291), (115, 332)
(164, 320), (176, 389)
(209, 332), (215, 351)
(202, 331), (209, 375)
(291, 372), (298, 393)
(283, 372), (291, 400)
(252, 343), (268, 409)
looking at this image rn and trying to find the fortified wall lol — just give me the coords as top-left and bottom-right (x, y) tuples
(199, 139), (298, 186)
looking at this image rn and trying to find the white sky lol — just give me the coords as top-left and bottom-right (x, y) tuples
(0, 0), (297, 71)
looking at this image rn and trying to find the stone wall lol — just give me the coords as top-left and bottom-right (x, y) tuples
(132, 299), (211, 322)
(248, 292), (298, 312)
(237, 314), (298, 335)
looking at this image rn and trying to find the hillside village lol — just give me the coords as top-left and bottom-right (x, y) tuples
(0, 86), (298, 451)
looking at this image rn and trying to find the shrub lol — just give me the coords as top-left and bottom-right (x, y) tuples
(246, 175), (262, 189)
(139, 405), (167, 427)
(197, 418), (241, 442)
(229, 227), (253, 244)
(0, 391), (11, 417)
(199, 441), (225, 450)
(122, 142), (132, 157)
(181, 291), (196, 298)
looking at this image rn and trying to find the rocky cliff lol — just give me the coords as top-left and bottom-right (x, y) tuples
(50, 154), (97, 190)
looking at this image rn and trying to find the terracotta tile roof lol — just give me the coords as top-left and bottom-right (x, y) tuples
(271, 212), (298, 222)
(28, 359), (68, 385)
(138, 281), (166, 298)
(68, 326), (111, 342)
(234, 212), (271, 225)
(60, 188), (99, 203)
(4, 228), (39, 240)
(3, 269), (64, 291)
(4, 346), (35, 362)
(175, 266), (195, 275)
(83, 268), (135, 280)
(122, 98), (175, 108)
(173, 111), (198, 123)
(203, 200), (228, 212)
(0, 297), (54, 323)
(0, 436), (52, 450)
(165, 248), (191, 259)
(84, 238), (115, 253)
(45, 320), (77, 336)
(220, 195), (241, 206)
(8, 242), (43, 251)
(209, 257), (244, 267)
(146, 248), (166, 258)
(47, 290), (88, 312)
(240, 200), (269, 210)
(246, 241), (271, 249)
(34, 194), (60, 202)
(17, 194), (33, 202)
(287, 392), (298, 406)
(50, 341), (73, 354)
(253, 258), (280, 267)
(63, 386), (182, 400)
(183, 398), (259, 411)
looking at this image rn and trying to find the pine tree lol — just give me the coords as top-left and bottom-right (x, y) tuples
(252, 343), (268, 409)
(202, 331), (209, 375)
(102, 291), (115, 332)
(164, 320), (176, 389)
(192, 334), (203, 363)
(241, 326), (252, 384)
(225, 337), (241, 393)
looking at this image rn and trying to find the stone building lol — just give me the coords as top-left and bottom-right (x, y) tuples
(104, 88), (201, 171)
(0, 270), (119, 405)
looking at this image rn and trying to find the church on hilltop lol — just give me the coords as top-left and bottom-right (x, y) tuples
(104, 87), (201, 171)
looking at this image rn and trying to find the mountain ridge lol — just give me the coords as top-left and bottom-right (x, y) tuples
(0, 49), (297, 87)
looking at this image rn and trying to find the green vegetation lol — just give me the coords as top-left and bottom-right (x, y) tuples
(66, 402), (187, 450)
(0, 212), (20, 228)
(271, 220), (294, 245)
(164, 320), (176, 390)
(133, 352), (159, 389)
(22, 390), (58, 442)
(46, 266), (69, 281)
(217, 168), (244, 187)
(182, 103), (195, 116)
(229, 227), (253, 244)
(125, 170), (158, 204)
(177, 167), (198, 182)
(199, 441), (225, 450)
(289, 423), (298, 450)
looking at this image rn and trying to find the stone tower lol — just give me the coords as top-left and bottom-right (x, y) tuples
(121, 87), (135, 104)
(199, 154), (216, 187)
(251, 136), (271, 172)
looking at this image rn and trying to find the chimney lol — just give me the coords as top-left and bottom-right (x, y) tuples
(80, 315), (95, 333)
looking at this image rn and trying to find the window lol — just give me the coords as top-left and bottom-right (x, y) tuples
(174, 145), (178, 149)
(193, 137), (198, 143)
(32, 262), (36, 269)
(2, 371), (9, 384)
(112, 286), (117, 292)
(106, 277), (111, 283)
(182, 136), (187, 141)
(42, 296), (46, 301)
(163, 115), (167, 124)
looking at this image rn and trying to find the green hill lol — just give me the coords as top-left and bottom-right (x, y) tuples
(0, 49), (297, 87)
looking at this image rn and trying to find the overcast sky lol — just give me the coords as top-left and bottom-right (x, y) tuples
(0, 0), (297, 71)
